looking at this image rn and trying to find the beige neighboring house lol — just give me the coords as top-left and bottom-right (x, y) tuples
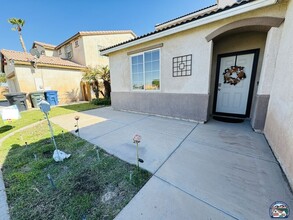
(101, 0), (293, 187)
(32, 41), (58, 57)
(54, 30), (136, 67)
(1, 30), (136, 105)
(1, 49), (85, 105)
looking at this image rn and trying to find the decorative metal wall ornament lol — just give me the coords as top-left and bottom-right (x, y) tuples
(173, 54), (192, 77)
(223, 65), (246, 85)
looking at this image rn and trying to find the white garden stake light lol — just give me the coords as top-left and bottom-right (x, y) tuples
(38, 100), (70, 162)
(133, 134), (144, 169)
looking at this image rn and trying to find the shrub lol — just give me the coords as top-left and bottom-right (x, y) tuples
(90, 98), (111, 106)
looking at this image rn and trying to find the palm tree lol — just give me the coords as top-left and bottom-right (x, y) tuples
(8, 18), (27, 52)
(82, 66), (111, 99)
(82, 67), (100, 99)
(97, 66), (111, 98)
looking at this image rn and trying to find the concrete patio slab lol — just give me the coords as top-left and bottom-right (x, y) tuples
(129, 116), (196, 139)
(52, 107), (197, 173)
(51, 108), (293, 219)
(187, 121), (276, 162)
(90, 123), (191, 173)
(156, 140), (293, 219)
(116, 176), (235, 220)
(83, 107), (148, 124)
(51, 112), (108, 131)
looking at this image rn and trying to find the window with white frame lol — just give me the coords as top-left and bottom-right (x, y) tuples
(65, 44), (73, 59)
(131, 49), (160, 90)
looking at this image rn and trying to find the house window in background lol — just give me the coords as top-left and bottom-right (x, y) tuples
(75, 40), (79, 47)
(131, 49), (160, 90)
(65, 44), (73, 59)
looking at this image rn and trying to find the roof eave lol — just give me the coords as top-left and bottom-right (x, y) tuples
(55, 32), (81, 49)
(32, 42), (56, 50)
(55, 31), (137, 50)
(100, 0), (278, 56)
(13, 61), (85, 70)
(155, 4), (217, 29)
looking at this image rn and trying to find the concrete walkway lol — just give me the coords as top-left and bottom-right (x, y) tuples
(51, 107), (293, 220)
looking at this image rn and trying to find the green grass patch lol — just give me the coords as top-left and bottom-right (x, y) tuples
(0, 103), (99, 139)
(1, 122), (151, 220)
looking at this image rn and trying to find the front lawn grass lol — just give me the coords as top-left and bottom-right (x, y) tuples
(1, 121), (151, 220)
(0, 103), (99, 139)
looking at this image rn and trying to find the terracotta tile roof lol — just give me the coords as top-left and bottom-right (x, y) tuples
(33, 41), (56, 49)
(101, 0), (254, 53)
(1, 49), (85, 69)
(55, 30), (136, 49)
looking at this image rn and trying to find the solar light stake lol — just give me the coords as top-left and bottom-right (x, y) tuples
(34, 154), (38, 161)
(38, 100), (61, 160)
(129, 171), (133, 181)
(25, 142), (28, 148)
(96, 148), (100, 162)
(62, 130), (65, 139)
(74, 116), (80, 137)
(133, 134), (142, 169)
(47, 174), (56, 189)
(45, 112), (58, 151)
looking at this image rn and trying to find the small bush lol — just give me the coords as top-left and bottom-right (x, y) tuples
(90, 98), (111, 106)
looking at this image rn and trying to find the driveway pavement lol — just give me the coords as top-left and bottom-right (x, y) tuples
(51, 107), (293, 220)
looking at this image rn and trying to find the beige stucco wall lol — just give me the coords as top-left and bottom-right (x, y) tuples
(57, 33), (134, 68)
(110, 28), (213, 94)
(109, 2), (287, 96)
(257, 26), (283, 95)
(58, 36), (87, 65)
(82, 33), (135, 67)
(264, 0), (293, 188)
(14, 65), (83, 106)
(210, 31), (267, 116)
(34, 45), (55, 57)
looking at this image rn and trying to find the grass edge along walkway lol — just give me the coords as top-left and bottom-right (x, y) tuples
(1, 121), (151, 219)
(0, 103), (100, 139)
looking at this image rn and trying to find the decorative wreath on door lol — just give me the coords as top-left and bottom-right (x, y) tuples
(223, 66), (246, 86)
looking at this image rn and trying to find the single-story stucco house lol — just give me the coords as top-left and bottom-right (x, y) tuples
(101, 0), (293, 188)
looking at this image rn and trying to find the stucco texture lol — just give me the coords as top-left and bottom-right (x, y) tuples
(13, 65), (83, 106)
(264, 0), (293, 188)
(108, 1), (287, 121)
(58, 34), (135, 68)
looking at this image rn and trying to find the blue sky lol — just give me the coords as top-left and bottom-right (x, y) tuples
(0, 0), (216, 52)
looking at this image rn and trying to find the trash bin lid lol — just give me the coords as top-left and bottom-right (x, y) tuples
(45, 90), (57, 93)
(29, 91), (45, 95)
(4, 92), (27, 97)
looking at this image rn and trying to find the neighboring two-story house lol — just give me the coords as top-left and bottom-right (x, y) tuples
(1, 30), (136, 105)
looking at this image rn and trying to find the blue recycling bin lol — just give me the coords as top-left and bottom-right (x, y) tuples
(44, 90), (59, 106)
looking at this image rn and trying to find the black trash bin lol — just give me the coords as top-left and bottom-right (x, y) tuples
(4, 92), (28, 111)
(29, 91), (45, 108)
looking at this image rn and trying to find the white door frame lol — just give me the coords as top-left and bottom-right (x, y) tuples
(213, 49), (259, 118)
